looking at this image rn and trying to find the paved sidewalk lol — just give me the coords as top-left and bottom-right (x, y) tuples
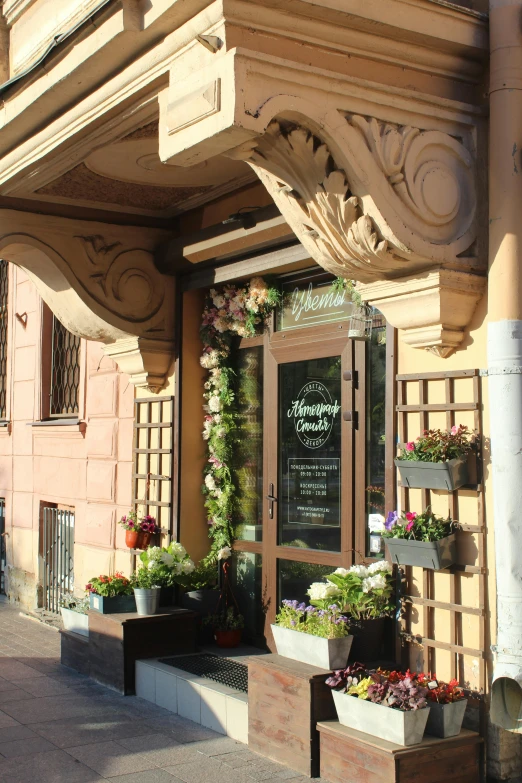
(0, 601), (316, 783)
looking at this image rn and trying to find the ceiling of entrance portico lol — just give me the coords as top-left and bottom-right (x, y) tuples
(32, 121), (255, 218)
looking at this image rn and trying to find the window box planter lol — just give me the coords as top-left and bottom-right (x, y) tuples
(60, 607), (89, 637)
(271, 624), (353, 670)
(395, 457), (468, 491)
(331, 690), (430, 746)
(385, 533), (457, 570)
(425, 698), (467, 738)
(89, 593), (136, 614)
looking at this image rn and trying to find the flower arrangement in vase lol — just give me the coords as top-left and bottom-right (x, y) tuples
(139, 542), (195, 606)
(382, 507), (459, 570)
(395, 425), (474, 490)
(119, 511), (160, 550)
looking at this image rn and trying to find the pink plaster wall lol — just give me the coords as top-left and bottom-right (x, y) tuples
(0, 268), (135, 604)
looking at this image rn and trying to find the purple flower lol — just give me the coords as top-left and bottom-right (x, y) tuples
(290, 620), (296, 627)
(385, 510), (399, 531)
(297, 602), (306, 611)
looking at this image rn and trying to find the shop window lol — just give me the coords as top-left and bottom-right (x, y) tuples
(0, 260), (8, 421)
(50, 315), (81, 417)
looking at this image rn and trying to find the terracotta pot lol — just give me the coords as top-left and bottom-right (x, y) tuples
(137, 531), (152, 550)
(214, 629), (242, 648)
(125, 529), (139, 549)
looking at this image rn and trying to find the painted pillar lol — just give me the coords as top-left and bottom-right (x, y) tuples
(489, 0), (522, 734)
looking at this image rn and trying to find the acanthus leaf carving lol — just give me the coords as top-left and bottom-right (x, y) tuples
(246, 123), (411, 283)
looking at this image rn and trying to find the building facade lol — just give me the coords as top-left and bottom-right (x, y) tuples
(0, 0), (521, 779)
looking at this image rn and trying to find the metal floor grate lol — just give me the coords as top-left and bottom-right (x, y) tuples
(159, 653), (248, 693)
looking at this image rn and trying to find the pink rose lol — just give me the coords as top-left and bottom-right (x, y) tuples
(406, 442), (415, 451)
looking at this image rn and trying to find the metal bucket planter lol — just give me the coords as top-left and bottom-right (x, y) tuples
(385, 534), (457, 570)
(89, 593), (136, 614)
(332, 690), (430, 746)
(271, 624), (353, 670)
(134, 587), (160, 616)
(395, 457), (468, 491)
(60, 607), (89, 637)
(425, 699), (467, 738)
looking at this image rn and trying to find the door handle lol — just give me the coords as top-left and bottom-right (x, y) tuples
(266, 483), (277, 519)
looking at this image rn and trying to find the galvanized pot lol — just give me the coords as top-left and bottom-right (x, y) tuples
(332, 689), (430, 746)
(271, 624), (353, 670)
(425, 699), (467, 738)
(133, 587), (160, 616)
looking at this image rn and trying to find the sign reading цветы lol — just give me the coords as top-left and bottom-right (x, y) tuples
(279, 272), (356, 331)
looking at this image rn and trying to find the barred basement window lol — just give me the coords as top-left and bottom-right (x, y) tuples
(0, 260), (8, 421)
(50, 316), (81, 417)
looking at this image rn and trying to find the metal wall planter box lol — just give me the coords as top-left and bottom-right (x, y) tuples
(385, 533), (457, 570)
(60, 607), (89, 637)
(395, 457), (468, 491)
(89, 593), (136, 614)
(425, 699), (467, 738)
(271, 624), (353, 670)
(331, 690), (430, 746)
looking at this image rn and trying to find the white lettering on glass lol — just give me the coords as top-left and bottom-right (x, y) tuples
(287, 381), (340, 449)
(290, 283), (346, 323)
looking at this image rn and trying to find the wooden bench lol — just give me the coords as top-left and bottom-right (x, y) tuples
(248, 654), (337, 777)
(317, 720), (482, 783)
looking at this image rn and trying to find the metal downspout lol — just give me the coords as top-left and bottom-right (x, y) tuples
(489, 0), (522, 732)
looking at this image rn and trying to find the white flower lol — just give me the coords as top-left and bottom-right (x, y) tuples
(182, 559), (195, 574)
(148, 560), (157, 570)
(307, 582), (342, 601)
(349, 564), (369, 578)
(362, 573), (387, 593)
(213, 294), (225, 308)
(147, 546), (162, 562)
(218, 546), (232, 560)
(367, 560), (393, 575)
(169, 542), (186, 559)
(205, 473), (216, 491)
(208, 396), (222, 413)
(160, 552), (174, 567)
(332, 567), (350, 576)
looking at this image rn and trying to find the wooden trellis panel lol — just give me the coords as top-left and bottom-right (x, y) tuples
(133, 396), (175, 538)
(395, 370), (487, 709)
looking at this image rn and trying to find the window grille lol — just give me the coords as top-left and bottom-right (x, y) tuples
(50, 316), (81, 417)
(0, 260), (8, 420)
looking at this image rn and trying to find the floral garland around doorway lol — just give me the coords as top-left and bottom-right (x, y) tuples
(199, 278), (280, 562)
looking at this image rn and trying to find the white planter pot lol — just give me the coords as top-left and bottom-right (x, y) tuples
(60, 607), (89, 637)
(271, 624), (353, 670)
(332, 689), (430, 746)
(425, 699), (467, 738)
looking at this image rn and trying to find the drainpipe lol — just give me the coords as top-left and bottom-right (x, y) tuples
(489, 0), (522, 732)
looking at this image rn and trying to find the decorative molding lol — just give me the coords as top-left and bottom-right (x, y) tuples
(103, 336), (174, 392)
(167, 79), (221, 136)
(358, 269), (486, 358)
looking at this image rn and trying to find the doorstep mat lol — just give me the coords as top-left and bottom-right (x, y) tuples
(158, 653), (248, 693)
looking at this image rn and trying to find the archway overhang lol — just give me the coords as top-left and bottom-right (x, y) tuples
(0, 209), (175, 391)
(158, 46), (487, 357)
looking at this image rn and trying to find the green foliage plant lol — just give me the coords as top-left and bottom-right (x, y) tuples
(309, 561), (395, 620)
(382, 507), (457, 542)
(274, 600), (350, 639)
(398, 424), (473, 463)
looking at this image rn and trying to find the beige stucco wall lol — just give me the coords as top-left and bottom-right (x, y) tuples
(0, 266), (138, 608)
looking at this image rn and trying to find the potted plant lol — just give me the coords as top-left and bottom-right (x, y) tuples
(272, 600), (352, 669)
(382, 508), (458, 570)
(131, 565), (161, 616)
(318, 561), (395, 662)
(119, 511), (161, 550)
(326, 665), (430, 746)
(86, 573), (136, 614)
(417, 674), (468, 737)
(139, 542), (195, 606)
(59, 594), (90, 637)
(395, 425), (473, 491)
(205, 606), (244, 648)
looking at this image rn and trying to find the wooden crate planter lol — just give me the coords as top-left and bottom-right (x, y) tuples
(385, 533), (457, 570)
(248, 654), (337, 777)
(395, 457), (468, 491)
(318, 720), (482, 783)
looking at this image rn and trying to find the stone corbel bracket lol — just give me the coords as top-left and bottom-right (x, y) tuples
(159, 48), (484, 356)
(0, 209), (175, 391)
